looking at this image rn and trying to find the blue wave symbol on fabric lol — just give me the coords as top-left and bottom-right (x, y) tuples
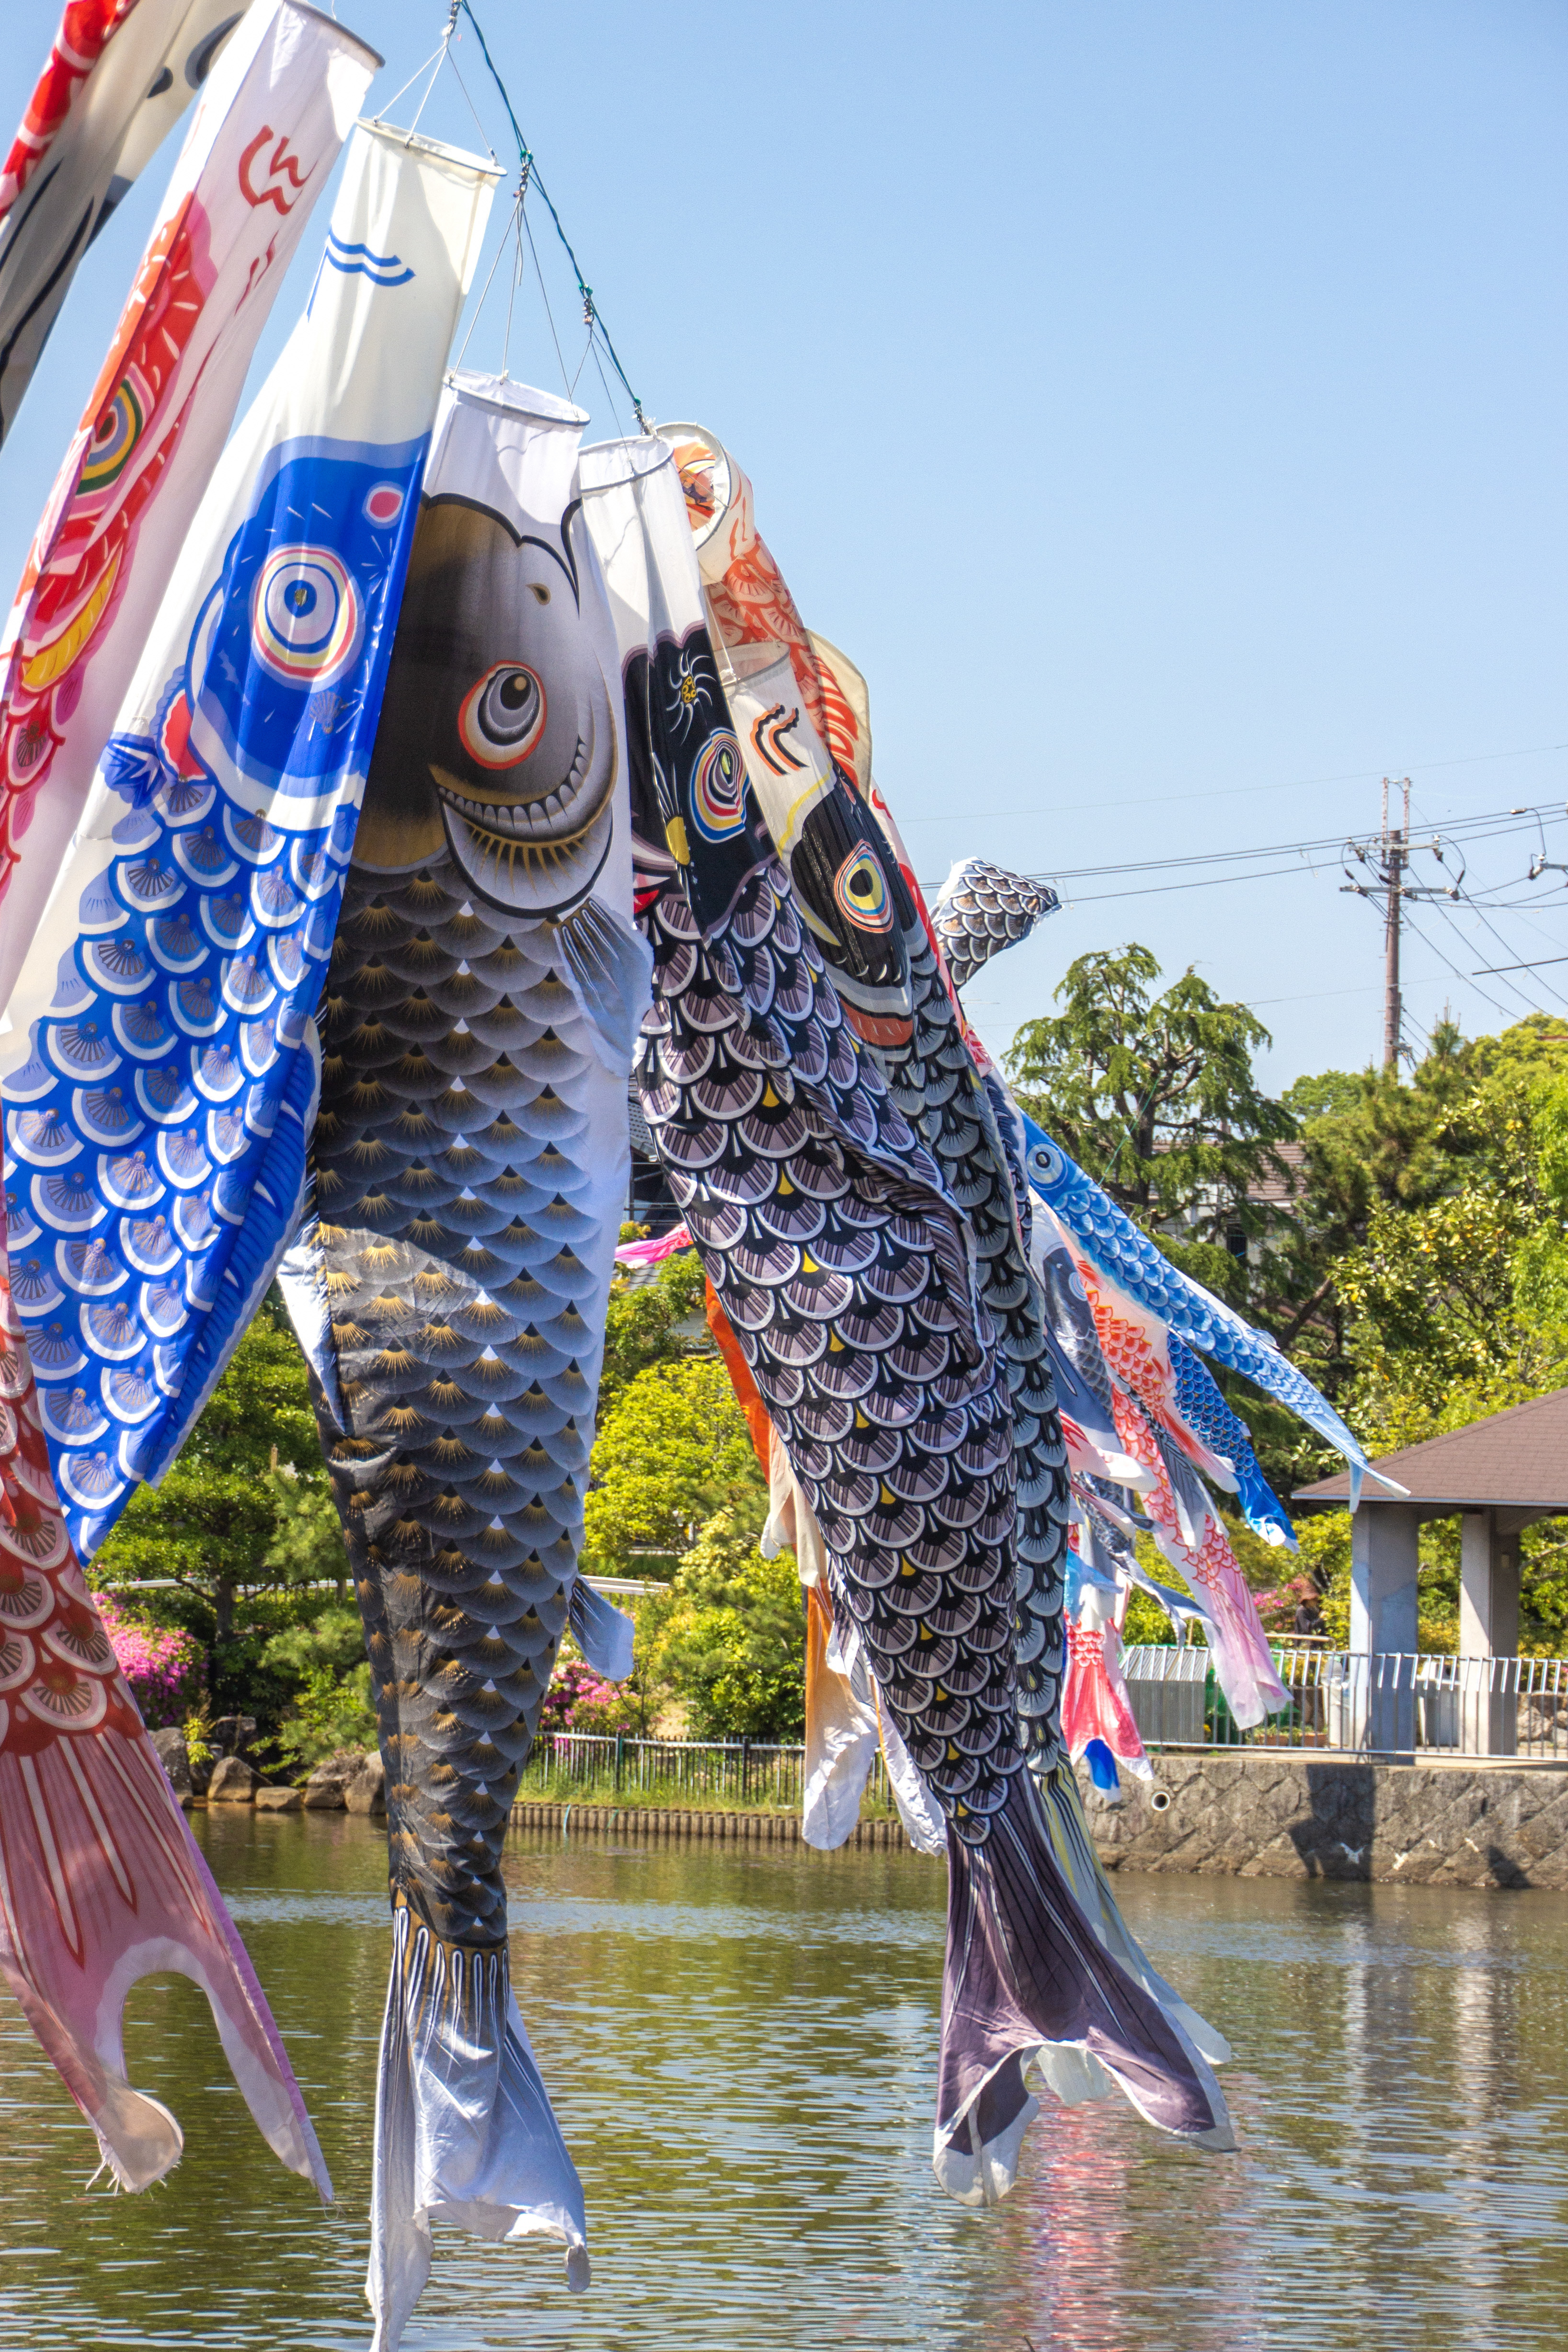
(3, 436), (427, 1561)
(325, 232), (415, 286)
(1018, 1109), (1369, 1479)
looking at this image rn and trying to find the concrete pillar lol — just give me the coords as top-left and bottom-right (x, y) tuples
(1350, 1504), (1420, 1751)
(1459, 1511), (1519, 1755)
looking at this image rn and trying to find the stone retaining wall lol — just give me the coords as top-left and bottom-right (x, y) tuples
(1082, 1754), (1568, 1889)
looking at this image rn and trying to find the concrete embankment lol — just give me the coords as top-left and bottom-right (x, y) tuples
(507, 1764), (1568, 1887)
(1083, 1754), (1568, 1889)
(508, 1801), (905, 1846)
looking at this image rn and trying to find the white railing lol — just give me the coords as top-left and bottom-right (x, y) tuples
(1122, 1645), (1568, 1759)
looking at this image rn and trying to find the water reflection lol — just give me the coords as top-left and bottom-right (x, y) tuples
(0, 1816), (1564, 2350)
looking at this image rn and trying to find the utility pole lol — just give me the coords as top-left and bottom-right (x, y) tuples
(1342, 780), (1456, 1071)
(1382, 776), (1408, 1072)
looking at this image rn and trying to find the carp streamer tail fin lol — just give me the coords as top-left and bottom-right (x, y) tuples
(367, 1900), (589, 2352)
(933, 1771), (1234, 2204)
(0, 1726), (331, 2197)
(1030, 1763), (1232, 2070)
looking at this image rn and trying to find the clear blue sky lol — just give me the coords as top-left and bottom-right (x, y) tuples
(3, 0), (1564, 1089)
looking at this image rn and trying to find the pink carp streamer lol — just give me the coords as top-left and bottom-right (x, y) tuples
(0, 1233), (330, 2196)
(613, 1223), (691, 1270)
(1060, 1530), (1152, 1785)
(1110, 1386), (1287, 1730)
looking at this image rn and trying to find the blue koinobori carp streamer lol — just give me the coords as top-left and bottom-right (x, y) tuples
(0, 121), (497, 1564)
(581, 433), (1233, 2207)
(285, 373), (648, 2349)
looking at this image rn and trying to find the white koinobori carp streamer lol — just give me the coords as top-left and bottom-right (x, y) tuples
(0, 0), (381, 1024)
(0, 120), (492, 2220)
(0, 0), (248, 445)
(286, 373), (649, 2351)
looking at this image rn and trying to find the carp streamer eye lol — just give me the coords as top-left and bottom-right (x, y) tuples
(833, 847), (893, 932)
(252, 545), (362, 687)
(689, 731), (747, 840)
(457, 662), (547, 770)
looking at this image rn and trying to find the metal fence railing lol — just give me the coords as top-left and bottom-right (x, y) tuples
(1121, 1646), (1568, 1760)
(515, 1733), (894, 1813)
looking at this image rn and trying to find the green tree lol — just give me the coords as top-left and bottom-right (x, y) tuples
(1006, 942), (1297, 1246)
(584, 1355), (767, 1573)
(651, 1513), (806, 1740)
(598, 1248), (708, 1414)
(260, 1610), (377, 1768)
(92, 1301), (348, 1721)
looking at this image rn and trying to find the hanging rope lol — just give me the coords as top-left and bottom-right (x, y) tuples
(456, 0), (651, 432)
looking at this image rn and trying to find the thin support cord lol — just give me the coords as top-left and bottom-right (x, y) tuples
(523, 202), (572, 399)
(409, 0), (461, 137)
(590, 337), (628, 440)
(454, 184), (524, 371)
(446, 40), (500, 160)
(458, 0), (650, 429)
(502, 198), (524, 377)
(379, 39), (448, 119)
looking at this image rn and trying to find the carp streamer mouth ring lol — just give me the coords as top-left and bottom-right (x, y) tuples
(431, 724), (612, 856)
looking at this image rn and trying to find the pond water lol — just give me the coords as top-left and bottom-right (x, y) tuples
(0, 1811), (1566, 2351)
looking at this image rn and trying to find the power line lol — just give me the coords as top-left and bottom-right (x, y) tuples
(1030, 802), (1557, 885)
(896, 737), (1568, 829)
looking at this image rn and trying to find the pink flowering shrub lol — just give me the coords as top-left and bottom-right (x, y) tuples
(539, 1659), (624, 1735)
(95, 1596), (206, 1728)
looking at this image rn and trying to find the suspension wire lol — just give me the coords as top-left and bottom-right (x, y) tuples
(408, 0), (463, 137)
(380, 38), (450, 120)
(445, 34), (500, 159)
(457, 0), (650, 430)
(502, 197), (523, 377)
(590, 336), (629, 440)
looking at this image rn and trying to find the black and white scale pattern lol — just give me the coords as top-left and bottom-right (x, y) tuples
(929, 858), (1061, 993)
(636, 856), (1030, 1841)
(308, 852), (609, 1945)
(868, 924), (1072, 1773)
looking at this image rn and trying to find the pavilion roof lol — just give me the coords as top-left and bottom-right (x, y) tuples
(1293, 1387), (1568, 1513)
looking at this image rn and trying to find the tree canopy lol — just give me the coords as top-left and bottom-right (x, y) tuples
(1006, 942), (1298, 1243)
(1008, 948), (1568, 1649)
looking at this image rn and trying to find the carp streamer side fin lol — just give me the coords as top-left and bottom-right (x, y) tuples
(0, 1247), (329, 2196)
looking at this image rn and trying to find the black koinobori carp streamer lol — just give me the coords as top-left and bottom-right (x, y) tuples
(666, 432), (1073, 1781)
(659, 423), (1234, 2136)
(580, 433), (1232, 2202)
(285, 374), (649, 2349)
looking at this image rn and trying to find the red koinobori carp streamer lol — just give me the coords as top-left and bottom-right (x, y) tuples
(0, 1211), (332, 2198)
(0, 0), (381, 2217)
(0, 0), (254, 446)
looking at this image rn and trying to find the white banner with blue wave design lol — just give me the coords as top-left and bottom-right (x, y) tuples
(0, 121), (496, 1556)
